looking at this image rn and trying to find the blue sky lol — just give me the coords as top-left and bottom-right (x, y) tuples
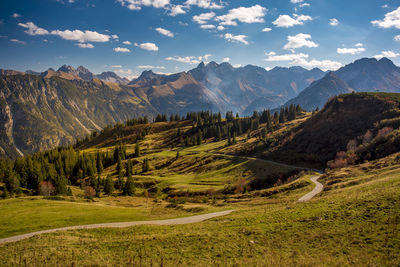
(0, 0), (400, 79)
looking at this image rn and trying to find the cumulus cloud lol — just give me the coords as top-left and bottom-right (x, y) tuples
(222, 57), (230, 62)
(291, 0), (304, 3)
(51, 29), (110, 42)
(156, 27), (174, 37)
(123, 41), (132, 45)
(134, 42), (159, 51)
(224, 33), (248, 45)
(18, 22), (49, 35)
(76, 43), (94, 48)
(283, 33), (318, 51)
(262, 27), (272, 32)
(117, 0), (170, 10)
(110, 65), (123, 68)
(113, 47), (131, 53)
(355, 43), (364, 47)
(137, 65), (166, 69)
(165, 54), (211, 64)
(265, 51), (342, 71)
(200, 24), (216, 29)
(168, 5), (187, 16)
(193, 12), (215, 24)
(371, 6), (400, 29)
(111, 34), (119, 39)
(329, 18), (339, 26)
(374, 50), (400, 59)
(272, 14), (312, 27)
(394, 35), (400, 42)
(217, 25), (224, 31)
(184, 0), (224, 9)
(12, 13), (21, 18)
(216, 5), (267, 26)
(10, 39), (26, 45)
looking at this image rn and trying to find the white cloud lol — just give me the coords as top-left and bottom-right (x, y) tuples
(76, 43), (94, 48)
(113, 47), (131, 53)
(156, 27), (174, 37)
(137, 65), (166, 69)
(265, 51), (308, 62)
(337, 47), (365, 55)
(283, 33), (318, 50)
(329, 18), (339, 26)
(216, 5), (267, 26)
(222, 57), (230, 62)
(200, 24), (216, 29)
(374, 50), (400, 59)
(371, 6), (400, 29)
(394, 35), (400, 42)
(224, 33), (248, 45)
(18, 22), (49, 35)
(193, 12), (215, 24)
(299, 3), (310, 7)
(184, 0), (224, 9)
(123, 41), (132, 45)
(382, 4), (389, 8)
(111, 34), (119, 39)
(291, 0), (304, 3)
(262, 27), (272, 32)
(168, 5), (187, 16)
(355, 43), (364, 47)
(233, 64), (241, 68)
(10, 39), (26, 45)
(272, 14), (312, 27)
(117, 0), (170, 10)
(165, 54), (211, 64)
(110, 65), (122, 68)
(51, 29), (110, 42)
(265, 51), (342, 71)
(12, 13), (21, 18)
(134, 42), (159, 51)
(217, 25), (224, 31)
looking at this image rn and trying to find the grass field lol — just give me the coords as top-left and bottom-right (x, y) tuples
(0, 196), (224, 239)
(1, 153), (399, 266)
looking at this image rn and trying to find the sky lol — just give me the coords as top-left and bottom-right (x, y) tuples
(0, 0), (400, 79)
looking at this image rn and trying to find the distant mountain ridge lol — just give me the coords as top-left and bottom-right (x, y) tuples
(284, 57), (400, 110)
(1, 57), (400, 158)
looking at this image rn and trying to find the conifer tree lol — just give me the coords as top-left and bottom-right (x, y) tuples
(104, 175), (114, 195)
(134, 143), (140, 158)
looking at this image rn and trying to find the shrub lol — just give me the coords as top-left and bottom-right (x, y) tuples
(39, 181), (55, 196)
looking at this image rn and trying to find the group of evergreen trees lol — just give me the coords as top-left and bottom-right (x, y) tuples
(0, 141), (143, 198)
(180, 105), (302, 147)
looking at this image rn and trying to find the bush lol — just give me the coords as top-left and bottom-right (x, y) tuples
(39, 181), (55, 196)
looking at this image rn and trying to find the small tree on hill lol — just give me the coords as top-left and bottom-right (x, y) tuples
(104, 175), (114, 195)
(134, 143), (140, 158)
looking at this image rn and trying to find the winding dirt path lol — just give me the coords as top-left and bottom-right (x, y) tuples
(0, 210), (234, 245)
(298, 175), (323, 202)
(0, 152), (324, 245)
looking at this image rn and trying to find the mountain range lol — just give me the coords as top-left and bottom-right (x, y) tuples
(284, 57), (400, 110)
(1, 57), (400, 158)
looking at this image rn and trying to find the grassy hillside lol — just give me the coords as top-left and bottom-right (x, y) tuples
(263, 92), (400, 167)
(0, 153), (399, 266)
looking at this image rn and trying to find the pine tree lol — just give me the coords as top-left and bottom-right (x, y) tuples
(142, 158), (150, 173)
(123, 176), (135, 196)
(134, 143), (140, 158)
(104, 175), (114, 195)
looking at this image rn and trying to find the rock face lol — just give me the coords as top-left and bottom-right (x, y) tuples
(284, 57), (400, 110)
(96, 71), (129, 84)
(0, 74), (157, 158)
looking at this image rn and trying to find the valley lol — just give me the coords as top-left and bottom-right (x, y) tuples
(0, 92), (399, 265)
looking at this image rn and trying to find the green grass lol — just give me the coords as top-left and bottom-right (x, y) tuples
(0, 197), (221, 239)
(1, 155), (399, 266)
